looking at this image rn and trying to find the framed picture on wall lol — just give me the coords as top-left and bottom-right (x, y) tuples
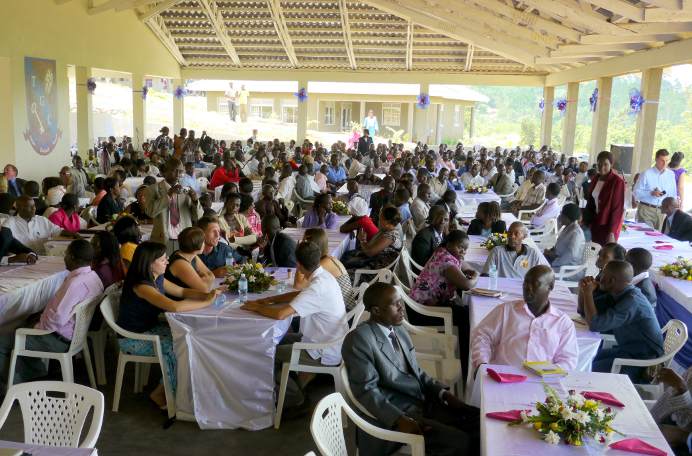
(23, 56), (62, 155)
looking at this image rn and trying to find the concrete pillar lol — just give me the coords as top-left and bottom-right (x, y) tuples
(413, 83), (430, 143)
(296, 79), (308, 142)
(75, 66), (94, 155)
(273, 97), (282, 121)
(632, 67), (663, 174)
(469, 106), (475, 140)
(406, 102), (414, 141)
(561, 82), (580, 156)
(172, 78), (184, 132)
(359, 101), (366, 126)
(132, 73), (146, 147)
(459, 106), (465, 140)
(434, 104), (443, 145)
(540, 86), (555, 148)
(589, 77), (613, 163)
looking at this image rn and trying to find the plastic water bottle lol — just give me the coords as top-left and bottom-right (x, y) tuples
(225, 251), (235, 268)
(214, 293), (227, 308)
(276, 268), (286, 293)
(238, 273), (248, 303)
(488, 263), (498, 291)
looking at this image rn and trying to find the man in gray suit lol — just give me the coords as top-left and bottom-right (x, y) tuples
(342, 282), (479, 456)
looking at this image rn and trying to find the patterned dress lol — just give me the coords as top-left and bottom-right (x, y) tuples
(410, 247), (461, 306)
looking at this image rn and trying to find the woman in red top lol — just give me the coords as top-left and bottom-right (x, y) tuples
(209, 157), (243, 189)
(585, 151), (626, 245)
(339, 196), (379, 241)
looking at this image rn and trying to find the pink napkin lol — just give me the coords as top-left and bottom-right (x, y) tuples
(485, 409), (526, 422)
(582, 391), (625, 407)
(645, 231), (663, 236)
(609, 438), (667, 455)
(487, 368), (527, 383)
(654, 244), (673, 250)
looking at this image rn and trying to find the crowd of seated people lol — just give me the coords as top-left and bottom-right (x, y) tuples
(0, 127), (689, 454)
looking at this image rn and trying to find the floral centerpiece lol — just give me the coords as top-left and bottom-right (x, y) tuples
(332, 199), (349, 216)
(480, 232), (507, 250)
(510, 385), (619, 447)
(466, 185), (488, 194)
(223, 262), (278, 293)
(660, 257), (692, 281)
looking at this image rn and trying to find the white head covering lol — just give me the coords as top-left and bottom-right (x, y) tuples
(46, 185), (66, 206)
(348, 196), (369, 217)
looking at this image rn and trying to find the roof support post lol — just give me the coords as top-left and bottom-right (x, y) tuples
(632, 67), (663, 174)
(589, 76), (612, 163)
(76, 66), (94, 155)
(413, 82), (430, 143)
(173, 78), (185, 132)
(561, 82), (580, 156)
(132, 72), (146, 147)
(540, 86), (555, 148)
(297, 79), (309, 142)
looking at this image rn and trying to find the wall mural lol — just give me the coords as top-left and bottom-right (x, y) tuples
(23, 56), (61, 155)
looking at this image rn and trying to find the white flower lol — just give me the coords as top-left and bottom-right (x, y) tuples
(568, 391), (585, 407)
(248, 276), (256, 283)
(672, 271), (680, 277)
(574, 410), (591, 425)
(561, 408), (575, 421)
(595, 408), (605, 420)
(544, 431), (560, 445)
(681, 269), (689, 276)
(520, 410), (530, 423)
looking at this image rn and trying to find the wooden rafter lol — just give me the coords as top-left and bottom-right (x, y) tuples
(405, 21), (413, 70)
(198, 0), (241, 66)
(580, 33), (679, 44)
(338, 0), (357, 70)
(620, 22), (692, 33)
(581, 0), (645, 21)
(138, 0), (182, 21)
(520, 0), (633, 35)
(88, 0), (134, 14)
(464, 44), (474, 71)
(638, 0), (684, 8)
(145, 14), (187, 65)
(267, 0), (300, 67)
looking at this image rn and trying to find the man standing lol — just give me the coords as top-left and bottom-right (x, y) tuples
(357, 129), (373, 155)
(660, 196), (692, 242)
(152, 126), (173, 151)
(238, 85), (250, 123)
(144, 158), (199, 255)
(472, 265), (578, 371)
(69, 155), (90, 198)
(3, 164), (25, 198)
(342, 282), (479, 456)
(633, 149), (678, 229)
(225, 82), (238, 122)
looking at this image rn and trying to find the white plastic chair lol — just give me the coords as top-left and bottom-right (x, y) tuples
(88, 282), (122, 385)
(354, 254), (400, 287)
(517, 201), (545, 222)
(8, 294), (102, 389)
(611, 319), (688, 397)
(0, 381), (104, 448)
(400, 248), (423, 287)
(556, 241), (601, 285)
(197, 176), (209, 192)
(310, 393), (424, 456)
(528, 217), (558, 249)
(394, 285), (454, 337)
(100, 293), (176, 419)
(496, 183), (518, 200)
(275, 303), (365, 429)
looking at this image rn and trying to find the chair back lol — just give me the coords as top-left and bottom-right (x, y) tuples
(345, 304), (365, 332)
(68, 293), (104, 353)
(338, 365), (375, 418)
(662, 320), (688, 365)
(310, 393), (349, 456)
(0, 381), (104, 448)
(400, 248), (422, 286)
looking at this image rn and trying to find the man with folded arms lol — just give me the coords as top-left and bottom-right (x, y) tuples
(0, 226), (37, 265)
(482, 221), (549, 279)
(580, 260), (664, 382)
(342, 282), (479, 456)
(471, 265), (578, 372)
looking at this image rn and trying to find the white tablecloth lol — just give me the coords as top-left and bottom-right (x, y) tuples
(168, 270), (293, 430)
(480, 364), (674, 456)
(337, 183), (380, 203)
(464, 233), (543, 272)
(455, 189), (501, 209)
(44, 224), (153, 258)
(283, 215), (352, 260)
(0, 440), (96, 455)
(0, 256), (68, 333)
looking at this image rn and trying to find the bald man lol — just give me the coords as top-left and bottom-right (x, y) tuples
(580, 260), (664, 381)
(482, 221), (549, 279)
(472, 265), (578, 371)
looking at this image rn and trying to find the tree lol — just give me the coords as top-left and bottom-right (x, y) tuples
(519, 117), (537, 145)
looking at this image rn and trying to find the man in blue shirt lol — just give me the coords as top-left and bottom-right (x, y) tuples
(633, 148), (678, 230)
(197, 216), (244, 276)
(180, 161), (201, 195)
(580, 260), (664, 382)
(326, 154), (347, 192)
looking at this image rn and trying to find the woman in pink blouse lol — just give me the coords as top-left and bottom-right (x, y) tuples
(48, 193), (85, 233)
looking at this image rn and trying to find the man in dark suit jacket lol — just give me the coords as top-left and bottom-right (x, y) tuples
(260, 215), (296, 267)
(357, 128), (373, 155)
(661, 197), (692, 242)
(369, 175), (395, 226)
(342, 282), (479, 456)
(4, 164), (26, 198)
(0, 227), (37, 264)
(410, 205), (449, 268)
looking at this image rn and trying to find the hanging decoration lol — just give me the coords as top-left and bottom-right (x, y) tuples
(174, 85), (187, 99)
(538, 98), (544, 112)
(416, 93), (430, 109)
(86, 77), (97, 95)
(589, 88), (599, 112)
(141, 86), (148, 100)
(294, 87), (308, 103)
(555, 98), (568, 114)
(629, 88), (645, 114)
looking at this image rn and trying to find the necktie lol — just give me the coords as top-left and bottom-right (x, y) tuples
(388, 330), (407, 370)
(169, 195), (180, 227)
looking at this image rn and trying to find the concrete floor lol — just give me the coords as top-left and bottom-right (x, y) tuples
(0, 350), (349, 456)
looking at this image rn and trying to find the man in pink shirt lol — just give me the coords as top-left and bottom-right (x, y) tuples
(0, 239), (103, 390)
(471, 265), (578, 372)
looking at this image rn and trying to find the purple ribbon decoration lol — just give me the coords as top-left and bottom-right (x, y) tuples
(416, 93), (430, 109)
(86, 78), (96, 95)
(589, 88), (598, 112)
(174, 86), (187, 99)
(294, 87), (308, 103)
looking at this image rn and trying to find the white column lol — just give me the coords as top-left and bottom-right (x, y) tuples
(589, 77), (613, 163)
(435, 104), (443, 145)
(540, 86), (555, 148)
(406, 102), (414, 141)
(469, 106), (475, 140)
(359, 101), (366, 126)
(75, 66), (94, 154)
(172, 78), (184, 133)
(632, 68), (663, 174)
(413, 82), (430, 143)
(132, 73), (146, 147)
(296, 79), (308, 142)
(561, 82), (580, 156)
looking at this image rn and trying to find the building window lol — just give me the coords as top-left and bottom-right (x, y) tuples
(341, 102), (352, 130)
(324, 102), (335, 125)
(282, 106), (297, 123)
(382, 103), (401, 126)
(250, 98), (273, 119)
(453, 105), (462, 127)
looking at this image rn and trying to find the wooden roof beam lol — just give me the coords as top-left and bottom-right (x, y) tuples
(139, 0), (183, 22)
(620, 22), (692, 33)
(267, 0), (300, 67)
(338, 0), (358, 69)
(581, 0), (645, 21)
(580, 33), (679, 44)
(145, 14), (187, 65)
(405, 21), (413, 70)
(198, 0), (241, 66)
(520, 0), (633, 35)
(465, 44), (474, 71)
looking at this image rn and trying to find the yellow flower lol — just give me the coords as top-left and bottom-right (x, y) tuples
(255, 263), (263, 270)
(534, 422), (543, 431)
(549, 422), (560, 431)
(584, 400), (598, 409)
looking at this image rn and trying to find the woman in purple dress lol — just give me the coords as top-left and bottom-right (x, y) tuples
(669, 152), (686, 206)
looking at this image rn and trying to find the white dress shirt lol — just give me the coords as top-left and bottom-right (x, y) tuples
(460, 173), (485, 188)
(2, 215), (62, 255)
(277, 175), (296, 201)
(634, 166), (678, 206)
